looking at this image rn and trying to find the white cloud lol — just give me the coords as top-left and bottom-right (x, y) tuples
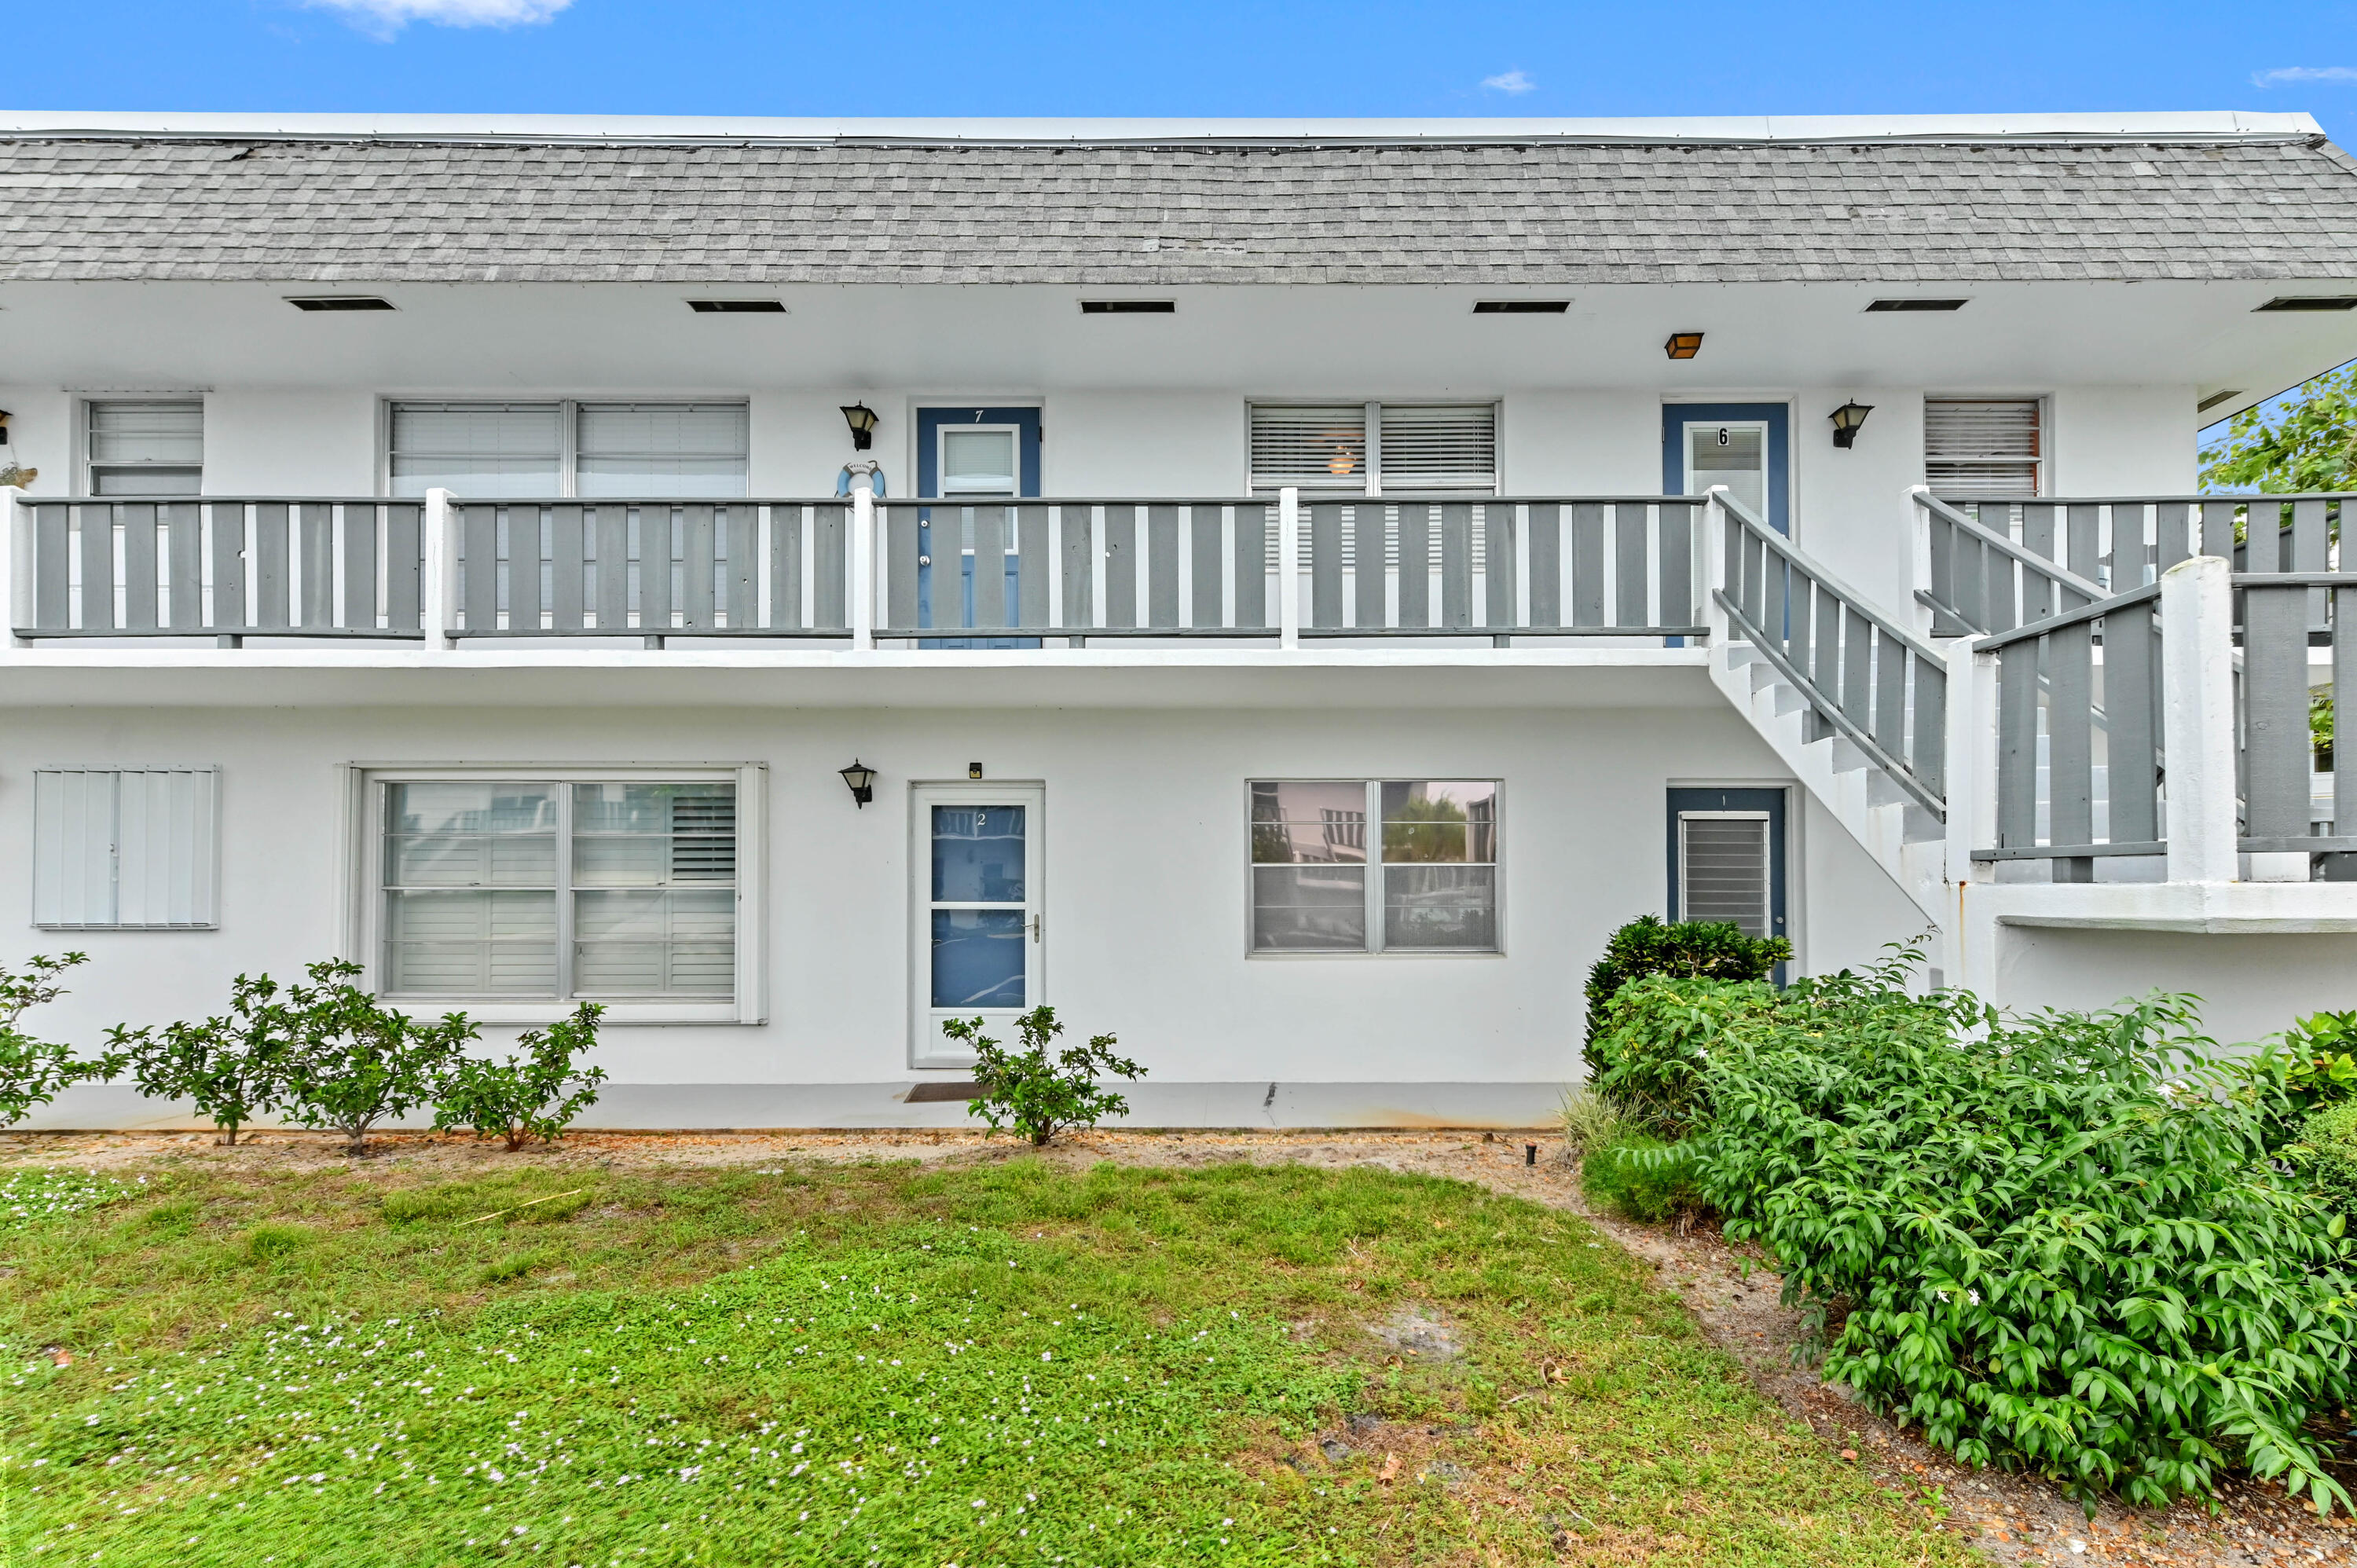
(1481, 69), (1535, 95)
(2253, 66), (2357, 86)
(304, 0), (574, 38)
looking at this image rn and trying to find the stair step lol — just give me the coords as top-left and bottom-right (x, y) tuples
(1829, 737), (1868, 772)
(1901, 804), (1944, 844)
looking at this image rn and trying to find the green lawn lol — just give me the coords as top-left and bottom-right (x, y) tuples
(0, 1155), (1970, 1566)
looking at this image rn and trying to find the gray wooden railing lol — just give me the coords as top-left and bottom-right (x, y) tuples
(1922, 490), (2348, 636)
(13, 497), (426, 644)
(1971, 567), (2357, 871)
(875, 495), (1705, 642)
(449, 499), (849, 643)
(1716, 492), (1946, 813)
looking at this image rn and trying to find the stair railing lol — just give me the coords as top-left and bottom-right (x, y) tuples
(1913, 489), (2107, 639)
(1710, 488), (1947, 815)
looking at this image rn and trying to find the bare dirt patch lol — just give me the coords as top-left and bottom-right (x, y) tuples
(9, 1123), (2355, 1564)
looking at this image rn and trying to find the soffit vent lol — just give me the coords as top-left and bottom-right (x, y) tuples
(687, 299), (786, 313)
(1865, 299), (1968, 312)
(287, 295), (394, 311)
(2255, 296), (2357, 312)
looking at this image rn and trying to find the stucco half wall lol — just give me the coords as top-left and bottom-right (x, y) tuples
(1992, 926), (2357, 1049)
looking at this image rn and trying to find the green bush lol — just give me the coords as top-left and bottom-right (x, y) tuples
(2267, 1009), (2357, 1133)
(2291, 1099), (2357, 1219)
(1659, 956), (2355, 1512)
(1584, 972), (1780, 1133)
(1556, 1086), (1628, 1154)
(943, 1005), (1143, 1146)
(275, 960), (475, 1156)
(1579, 1129), (1706, 1223)
(432, 1005), (607, 1150)
(110, 970), (301, 1145)
(1582, 914), (1789, 1050)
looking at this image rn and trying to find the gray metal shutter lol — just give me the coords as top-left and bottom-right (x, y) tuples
(33, 768), (219, 929)
(1925, 398), (2042, 497)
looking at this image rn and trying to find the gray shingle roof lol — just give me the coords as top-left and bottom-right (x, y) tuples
(3, 134), (2355, 285)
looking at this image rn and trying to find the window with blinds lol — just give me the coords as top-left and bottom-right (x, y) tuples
(1249, 403), (1497, 494)
(86, 401), (203, 496)
(388, 401), (748, 499)
(1677, 812), (1771, 939)
(379, 777), (736, 1002)
(33, 768), (218, 929)
(1925, 398), (2044, 497)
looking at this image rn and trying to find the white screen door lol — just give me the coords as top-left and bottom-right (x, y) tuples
(913, 781), (1044, 1065)
(1685, 422), (1769, 522)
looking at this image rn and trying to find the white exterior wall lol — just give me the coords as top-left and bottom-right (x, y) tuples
(6, 695), (1926, 1126)
(1992, 927), (2357, 1050)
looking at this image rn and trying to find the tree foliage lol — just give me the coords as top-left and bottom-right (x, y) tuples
(275, 960), (473, 1156)
(2200, 363), (2357, 494)
(1581, 914), (1789, 1049)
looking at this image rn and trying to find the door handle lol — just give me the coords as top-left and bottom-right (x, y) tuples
(1031, 912), (1043, 943)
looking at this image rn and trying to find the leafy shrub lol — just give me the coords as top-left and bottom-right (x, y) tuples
(2267, 1009), (2357, 1129)
(110, 972), (302, 1145)
(1584, 973), (1780, 1133)
(1663, 958), (2355, 1512)
(432, 1005), (607, 1150)
(0, 953), (118, 1127)
(1556, 1086), (1628, 1154)
(944, 1005), (1143, 1146)
(2290, 1099), (2357, 1220)
(1579, 1129), (1705, 1223)
(274, 960), (474, 1156)
(1582, 914), (1789, 1050)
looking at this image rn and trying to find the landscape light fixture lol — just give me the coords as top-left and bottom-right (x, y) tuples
(1663, 332), (1703, 361)
(838, 760), (878, 808)
(1828, 401), (1875, 449)
(841, 403), (880, 451)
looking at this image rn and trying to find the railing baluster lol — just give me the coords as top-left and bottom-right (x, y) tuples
(725, 505), (758, 631)
(2022, 503), (2056, 624)
(2338, 585), (2357, 840)
(2107, 599), (2161, 844)
(1351, 503), (1384, 629)
(1997, 640), (2039, 848)
(811, 504), (846, 632)
(167, 502), (202, 632)
(1146, 504), (1179, 631)
(1384, 504), (1421, 628)
(1484, 501), (1517, 630)
(341, 502), (379, 632)
(1104, 505), (1138, 629)
(1440, 502), (1472, 629)
(387, 504), (422, 631)
(121, 502), (158, 632)
(1658, 502), (1692, 629)
(255, 503), (291, 631)
(1873, 633), (1905, 760)
(641, 507), (674, 633)
(2242, 580), (2312, 841)
(1021, 504), (1054, 632)
(2047, 619), (2095, 878)
(33, 504), (69, 628)
(1610, 502), (1644, 632)
(551, 504), (586, 632)
(299, 503), (333, 628)
(1309, 502), (1343, 629)
(1840, 606), (1871, 729)
(2201, 498), (2240, 560)
(680, 504), (716, 631)
(1568, 503), (1602, 628)
(1528, 503), (1562, 628)
(1913, 654), (1946, 799)
(211, 502), (247, 632)
(1070, 504), (1103, 632)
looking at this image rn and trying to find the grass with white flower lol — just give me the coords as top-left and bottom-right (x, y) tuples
(0, 1155), (1971, 1565)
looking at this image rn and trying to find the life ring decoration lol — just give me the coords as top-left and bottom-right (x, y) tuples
(835, 464), (887, 499)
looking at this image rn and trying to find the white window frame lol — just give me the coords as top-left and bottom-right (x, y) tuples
(346, 762), (766, 1025)
(1245, 401), (1502, 497)
(80, 397), (206, 496)
(32, 766), (220, 930)
(380, 399), (751, 499)
(1244, 778), (1504, 958)
(1923, 394), (2050, 499)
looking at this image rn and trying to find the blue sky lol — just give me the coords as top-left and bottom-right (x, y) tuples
(14, 2), (2357, 145)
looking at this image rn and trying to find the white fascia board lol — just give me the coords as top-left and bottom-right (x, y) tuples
(1978, 878), (2357, 934)
(0, 111), (2324, 145)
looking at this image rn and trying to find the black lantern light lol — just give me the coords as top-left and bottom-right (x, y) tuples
(838, 759), (878, 808)
(840, 403), (879, 451)
(1828, 401), (1875, 449)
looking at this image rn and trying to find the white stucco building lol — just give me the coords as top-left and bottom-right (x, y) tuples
(7, 110), (2357, 1128)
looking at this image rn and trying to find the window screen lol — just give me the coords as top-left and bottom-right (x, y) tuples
(1925, 398), (2043, 497)
(1250, 406), (1369, 491)
(33, 768), (218, 929)
(381, 778), (736, 1001)
(86, 401), (203, 496)
(1677, 812), (1771, 938)
(388, 401), (749, 499)
(1251, 779), (1497, 953)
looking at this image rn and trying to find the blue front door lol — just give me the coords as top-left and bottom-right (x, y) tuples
(918, 405), (1043, 650)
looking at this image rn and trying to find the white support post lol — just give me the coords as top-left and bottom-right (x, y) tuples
(2, 485), (28, 650)
(1904, 483), (1937, 641)
(2160, 555), (2240, 885)
(1944, 636), (1990, 888)
(847, 462), (878, 652)
(1698, 488), (1728, 642)
(1277, 485), (1301, 650)
(422, 488), (458, 653)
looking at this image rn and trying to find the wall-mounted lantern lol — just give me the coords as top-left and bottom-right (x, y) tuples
(1662, 332), (1703, 361)
(838, 759), (878, 808)
(0, 410), (13, 445)
(841, 403), (879, 451)
(1828, 401), (1875, 449)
